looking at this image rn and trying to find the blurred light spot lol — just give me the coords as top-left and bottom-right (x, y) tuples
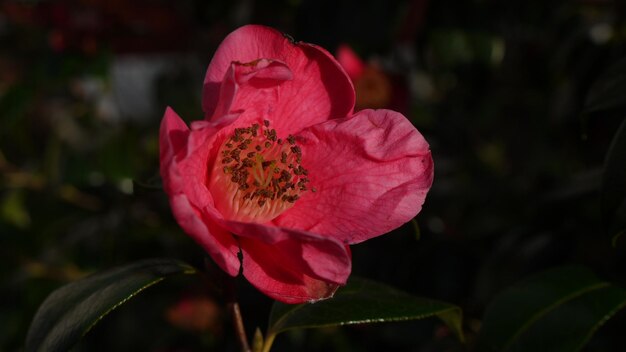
(589, 23), (613, 44)
(118, 178), (134, 194)
(111, 55), (181, 121)
(490, 38), (505, 66)
(59, 185), (101, 210)
(23, 260), (86, 281)
(354, 66), (392, 109)
(166, 296), (222, 334)
(413, 71), (436, 101)
(1, 190), (30, 228)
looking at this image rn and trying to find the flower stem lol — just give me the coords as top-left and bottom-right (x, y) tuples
(261, 332), (277, 352)
(229, 300), (251, 352)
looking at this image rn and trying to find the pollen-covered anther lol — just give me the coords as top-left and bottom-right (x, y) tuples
(209, 120), (311, 223)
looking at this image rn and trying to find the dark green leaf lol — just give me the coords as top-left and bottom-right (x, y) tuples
(476, 265), (612, 352)
(267, 277), (463, 343)
(25, 258), (196, 352)
(506, 285), (626, 352)
(602, 118), (626, 237)
(584, 57), (626, 114)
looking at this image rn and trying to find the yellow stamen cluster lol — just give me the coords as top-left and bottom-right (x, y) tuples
(213, 120), (312, 222)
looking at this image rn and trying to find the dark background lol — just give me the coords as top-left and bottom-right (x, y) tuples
(1, 0), (626, 351)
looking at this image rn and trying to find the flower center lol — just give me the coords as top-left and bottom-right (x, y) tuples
(209, 120), (313, 223)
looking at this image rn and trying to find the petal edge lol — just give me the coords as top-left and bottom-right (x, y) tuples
(276, 109), (434, 244)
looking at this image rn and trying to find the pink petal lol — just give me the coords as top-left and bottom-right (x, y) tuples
(203, 24), (355, 135)
(160, 107), (216, 208)
(159, 108), (240, 276)
(170, 195), (240, 276)
(275, 109), (434, 244)
(336, 44), (365, 81)
(222, 220), (351, 303)
(233, 58), (293, 85)
(210, 59), (293, 129)
(159, 107), (190, 195)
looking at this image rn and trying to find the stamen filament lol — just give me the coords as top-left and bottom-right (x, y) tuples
(210, 120), (312, 222)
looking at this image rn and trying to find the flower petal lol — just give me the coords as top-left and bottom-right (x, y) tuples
(222, 220), (351, 303)
(275, 109), (434, 244)
(159, 107), (190, 195)
(159, 108), (240, 276)
(160, 107), (216, 209)
(170, 195), (240, 276)
(210, 59), (293, 128)
(203, 24), (355, 135)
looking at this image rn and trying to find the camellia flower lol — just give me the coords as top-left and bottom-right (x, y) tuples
(337, 43), (414, 113)
(336, 44), (392, 110)
(160, 25), (434, 303)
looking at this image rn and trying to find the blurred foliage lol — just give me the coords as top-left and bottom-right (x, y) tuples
(1, 0), (626, 351)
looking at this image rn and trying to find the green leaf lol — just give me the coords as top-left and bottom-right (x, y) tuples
(584, 57), (626, 114)
(265, 277), (463, 350)
(506, 285), (626, 352)
(602, 118), (626, 237)
(25, 258), (197, 352)
(477, 265), (626, 352)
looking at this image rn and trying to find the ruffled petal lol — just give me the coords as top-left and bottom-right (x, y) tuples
(203, 24), (355, 135)
(274, 109), (434, 244)
(159, 108), (240, 276)
(209, 59), (293, 129)
(221, 220), (351, 303)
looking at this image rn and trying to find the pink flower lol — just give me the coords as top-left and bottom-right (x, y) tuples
(166, 296), (222, 334)
(336, 44), (409, 113)
(160, 25), (434, 304)
(336, 44), (366, 81)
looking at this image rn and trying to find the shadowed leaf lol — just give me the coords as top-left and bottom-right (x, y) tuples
(477, 265), (626, 352)
(506, 285), (626, 352)
(266, 277), (463, 348)
(602, 118), (626, 238)
(25, 258), (196, 352)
